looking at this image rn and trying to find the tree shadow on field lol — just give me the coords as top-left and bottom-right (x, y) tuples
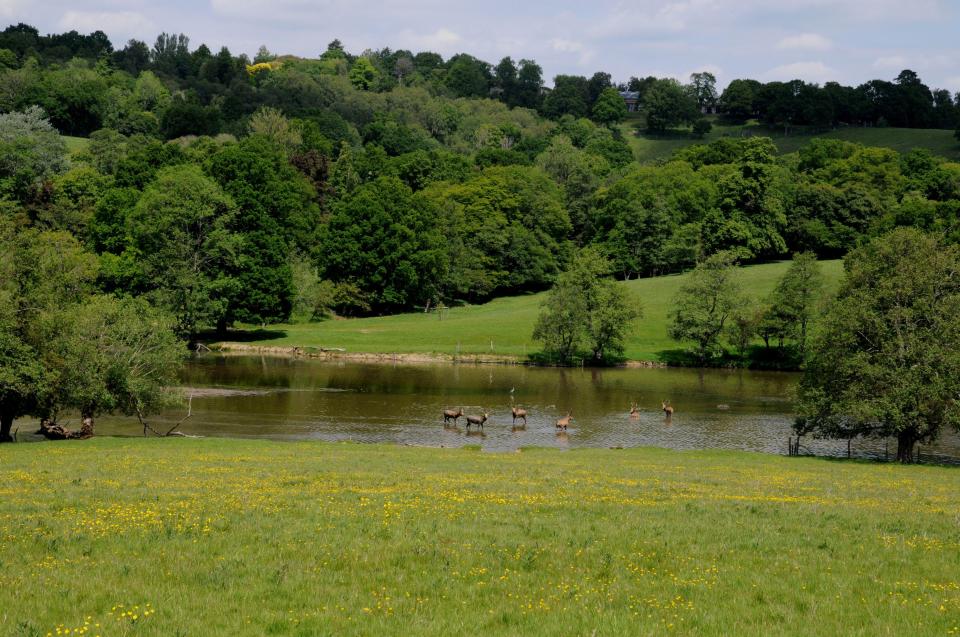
(655, 347), (802, 370)
(655, 349), (704, 367)
(196, 328), (288, 344)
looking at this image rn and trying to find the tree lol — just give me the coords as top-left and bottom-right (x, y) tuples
(0, 222), (182, 442)
(726, 302), (762, 358)
(591, 87), (627, 128)
(644, 79), (699, 132)
(422, 166), (572, 301)
(39, 295), (183, 437)
(349, 56), (379, 91)
(248, 106), (302, 154)
(532, 270), (588, 363)
(515, 59), (544, 109)
(719, 79), (759, 122)
(533, 249), (639, 363)
(689, 72), (718, 111)
(668, 251), (743, 362)
(394, 56), (414, 86)
(125, 165), (242, 336)
(444, 54), (490, 98)
(206, 136), (321, 326)
(587, 71), (613, 104)
(494, 56), (518, 105)
(766, 252), (823, 352)
(691, 119), (712, 139)
(542, 75), (590, 119)
(0, 106), (68, 201)
(796, 229), (960, 462)
(319, 176), (447, 312)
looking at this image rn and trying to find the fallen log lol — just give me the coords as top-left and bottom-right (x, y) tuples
(38, 417), (94, 440)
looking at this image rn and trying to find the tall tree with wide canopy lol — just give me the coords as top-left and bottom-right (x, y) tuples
(796, 228), (960, 462)
(319, 176), (447, 312)
(125, 165), (241, 336)
(668, 251), (744, 362)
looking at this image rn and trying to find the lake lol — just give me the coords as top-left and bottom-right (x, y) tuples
(90, 354), (960, 463)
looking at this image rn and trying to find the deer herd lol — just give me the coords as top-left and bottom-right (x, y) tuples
(442, 400), (674, 431)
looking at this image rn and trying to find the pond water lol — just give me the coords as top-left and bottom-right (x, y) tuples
(90, 355), (960, 463)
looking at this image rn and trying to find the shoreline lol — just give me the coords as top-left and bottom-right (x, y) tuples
(212, 341), (669, 368)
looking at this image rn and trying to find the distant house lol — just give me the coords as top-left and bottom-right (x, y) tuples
(619, 90), (640, 112)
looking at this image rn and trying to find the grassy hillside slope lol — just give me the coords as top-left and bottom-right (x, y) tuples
(63, 135), (90, 156)
(622, 119), (960, 164)
(1, 438), (957, 636)
(229, 260), (844, 362)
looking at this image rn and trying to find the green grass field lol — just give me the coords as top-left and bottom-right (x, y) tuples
(229, 260), (844, 362)
(1, 438), (957, 635)
(622, 120), (960, 164)
(62, 135), (89, 157)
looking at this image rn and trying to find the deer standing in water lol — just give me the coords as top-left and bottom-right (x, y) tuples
(465, 413), (488, 430)
(629, 402), (640, 418)
(511, 406), (528, 426)
(555, 413), (573, 431)
(662, 401), (674, 418)
(443, 407), (463, 425)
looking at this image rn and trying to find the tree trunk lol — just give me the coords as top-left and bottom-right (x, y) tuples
(896, 431), (916, 463)
(0, 412), (13, 443)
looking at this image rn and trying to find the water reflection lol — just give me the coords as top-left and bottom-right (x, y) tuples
(91, 354), (960, 463)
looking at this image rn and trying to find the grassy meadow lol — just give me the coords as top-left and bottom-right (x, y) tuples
(0, 438), (958, 635)
(621, 118), (960, 164)
(62, 135), (90, 157)
(227, 260), (844, 362)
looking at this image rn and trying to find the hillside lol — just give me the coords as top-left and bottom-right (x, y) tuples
(622, 118), (960, 164)
(226, 260), (844, 362)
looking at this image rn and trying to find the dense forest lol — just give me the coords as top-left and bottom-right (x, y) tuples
(2, 22), (960, 332)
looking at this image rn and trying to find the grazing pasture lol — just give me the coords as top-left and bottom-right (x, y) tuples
(1, 438), (957, 636)
(225, 260), (843, 363)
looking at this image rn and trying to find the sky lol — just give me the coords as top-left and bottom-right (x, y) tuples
(3, 0), (960, 91)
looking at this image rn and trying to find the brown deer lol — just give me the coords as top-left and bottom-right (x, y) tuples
(465, 413), (488, 430)
(555, 412), (573, 431)
(629, 402), (639, 418)
(511, 406), (528, 426)
(443, 407), (463, 425)
(662, 401), (674, 417)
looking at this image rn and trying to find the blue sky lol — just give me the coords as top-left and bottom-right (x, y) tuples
(3, 0), (959, 91)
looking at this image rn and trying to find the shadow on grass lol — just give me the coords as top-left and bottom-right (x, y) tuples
(633, 128), (694, 140)
(196, 328), (289, 344)
(655, 345), (803, 370)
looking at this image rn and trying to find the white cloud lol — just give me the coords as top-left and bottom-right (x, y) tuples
(873, 55), (908, 70)
(587, 0), (714, 38)
(396, 28), (462, 54)
(777, 33), (831, 51)
(0, 0), (21, 17)
(549, 38), (595, 66)
(762, 61), (837, 83)
(58, 10), (153, 36)
(942, 76), (960, 92)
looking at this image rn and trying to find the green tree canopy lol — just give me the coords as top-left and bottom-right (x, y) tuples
(0, 106), (68, 201)
(533, 248), (639, 364)
(591, 87), (627, 127)
(796, 229), (960, 462)
(319, 176), (447, 312)
(668, 251), (743, 362)
(644, 79), (699, 132)
(125, 165), (241, 336)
